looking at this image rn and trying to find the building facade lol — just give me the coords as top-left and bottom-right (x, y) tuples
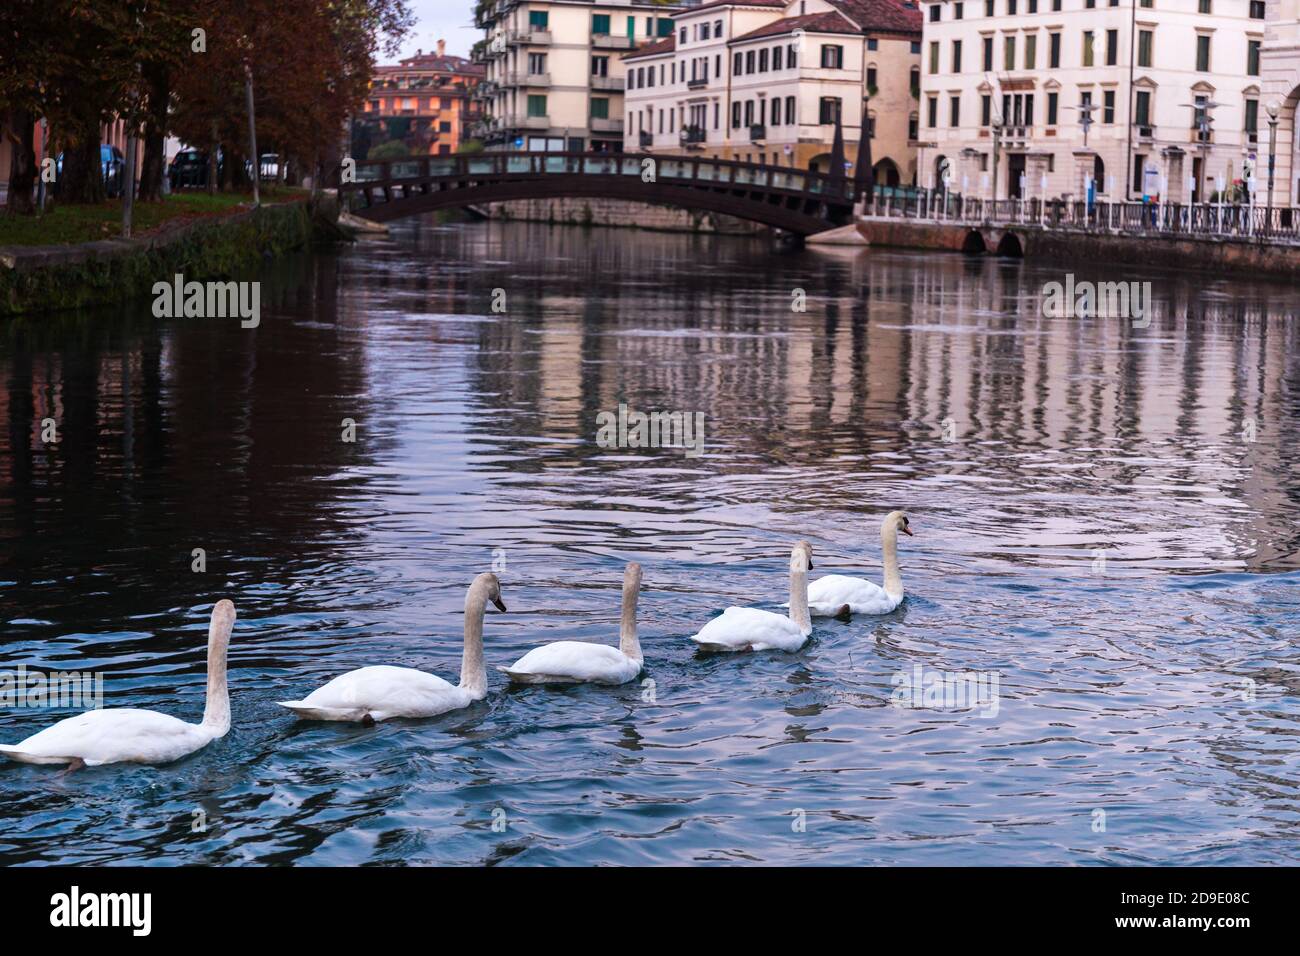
(919, 0), (1282, 204)
(362, 41), (485, 157)
(1261, 0), (1300, 205)
(473, 0), (684, 152)
(624, 0), (923, 181)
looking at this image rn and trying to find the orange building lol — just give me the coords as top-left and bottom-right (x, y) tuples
(362, 40), (486, 157)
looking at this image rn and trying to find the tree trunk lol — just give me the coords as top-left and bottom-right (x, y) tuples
(138, 63), (171, 202)
(207, 122), (218, 196)
(59, 122), (106, 204)
(5, 109), (37, 215)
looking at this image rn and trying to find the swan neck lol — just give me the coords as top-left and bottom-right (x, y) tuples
(460, 583), (488, 699)
(202, 617), (232, 736)
(788, 560), (811, 636)
(619, 577), (642, 662)
(882, 525), (904, 598)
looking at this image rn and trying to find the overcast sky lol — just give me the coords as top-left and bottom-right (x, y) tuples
(394, 0), (479, 59)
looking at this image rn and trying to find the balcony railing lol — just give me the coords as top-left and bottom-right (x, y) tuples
(749, 124), (766, 142)
(505, 72), (551, 87)
(687, 77), (708, 90)
(500, 113), (551, 130)
(509, 29), (552, 45)
(590, 116), (625, 133)
(679, 124), (706, 146)
(639, 130), (653, 148)
(590, 74), (625, 91)
(591, 33), (634, 50)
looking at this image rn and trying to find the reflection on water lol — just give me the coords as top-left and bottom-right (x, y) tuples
(0, 219), (1298, 865)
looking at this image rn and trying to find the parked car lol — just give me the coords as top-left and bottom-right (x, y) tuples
(53, 144), (126, 198)
(244, 153), (286, 181)
(169, 148), (223, 189)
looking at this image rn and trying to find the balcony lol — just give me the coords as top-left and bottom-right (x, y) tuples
(500, 113), (551, 130)
(505, 72), (551, 88)
(687, 77), (708, 90)
(749, 123), (766, 142)
(591, 33), (634, 50)
(639, 130), (653, 148)
(509, 29), (552, 46)
(590, 74), (625, 92)
(679, 124), (706, 147)
(1136, 124), (1155, 140)
(590, 116), (625, 133)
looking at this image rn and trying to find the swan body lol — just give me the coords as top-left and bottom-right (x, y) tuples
(691, 542), (814, 653)
(502, 564), (643, 685)
(278, 572), (505, 723)
(0, 600), (236, 767)
(806, 511), (912, 616)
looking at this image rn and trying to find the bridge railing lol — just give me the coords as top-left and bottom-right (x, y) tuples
(863, 186), (1300, 244)
(342, 152), (854, 204)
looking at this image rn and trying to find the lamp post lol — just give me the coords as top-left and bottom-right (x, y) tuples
(990, 117), (1001, 205)
(1266, 100), (1279, 223)
(1182, 99), (1218, 204)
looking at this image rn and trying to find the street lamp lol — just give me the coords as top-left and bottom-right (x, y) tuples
(1266, 100), (1280, 220)
(1181, 99), (1218, 203)
(990, 117), (1002, 203)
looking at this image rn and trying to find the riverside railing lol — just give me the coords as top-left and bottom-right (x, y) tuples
(863, 187), (1300, 243)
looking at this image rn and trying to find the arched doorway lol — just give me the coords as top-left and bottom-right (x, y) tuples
(808, 153), (831, 174)
(933, 153), (950, 189)
(873, 158), (901, 187)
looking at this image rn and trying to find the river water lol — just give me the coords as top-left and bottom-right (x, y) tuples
(1, 218), (1298, 865)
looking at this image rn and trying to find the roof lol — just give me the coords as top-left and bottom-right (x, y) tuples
(623, 36), (677, 60)
(377, 53), (485, 76)
(672, 0), (786, 15)
(731, 11), (859, 43)
(826, 0), (923, 34)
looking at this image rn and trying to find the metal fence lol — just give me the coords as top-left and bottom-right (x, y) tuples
(863, 187), (1300, 243)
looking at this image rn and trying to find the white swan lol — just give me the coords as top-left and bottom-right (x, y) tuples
(0, 600), (236, 768)
(278, 572), (505, 723)
(500, 563), (644, 685)
(690, 542), (814, 652)
(806, 510), (913, 616)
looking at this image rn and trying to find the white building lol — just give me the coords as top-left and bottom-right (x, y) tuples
(1261, 0), (1300, 205)
(473, 0), (686, 152)
(623, 0), (923, 182)
(918, 0), (1279, 204)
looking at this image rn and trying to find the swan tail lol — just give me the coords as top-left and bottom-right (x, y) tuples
(693, 641), (747, 653)
(0, 745), (76, 766)
(276, 701), (369, 722)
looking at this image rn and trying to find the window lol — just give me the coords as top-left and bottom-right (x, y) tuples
(930, 4), (941, 20)
(530, 52), (547, 74)
(953, 40), (963, 72)
(1082, 32), (1094, 67)
(715, 20), (723, 36)
(527, 94), (547, 117)
(1106, 30), (1118, 66)
(590, 97), (609, 119)
(1085, 0), (1094, 6)
(821, 45), (844, 69)
(910, 40), (920, 54)
(759, 48), (769, 72)
(734, 52), (743, 75)
(1028, 0), (1037, 10)
(1138, 30), (1152, 68)
(1052, 0), (1061, 8)
(731, 102), (741, 128)
(1245, 98), (1259, 138)
(1248, 39), (1261, 76)
(950, 95), (961, 127)
(819, 97), (842, 124)
(591, 55), (608, 77)
(927, 95), (938, 128)
(593, 14), (610, 35)
(982, 36), (994, 71)
(745, 50), (755, 72)
(658, 19), (673, 37)
(1004, 36), (1016, 71)
(984, 0), (994, 14)
(868, 37), (879, 51)
(679, 27), (686, 43)
(1047, 91), (1058, 124)
(1198, 0), (1210, 11)
(1132, 155), (1146, 193)
(1135, 90), (1150, 127)
(981, 94), (991, 125)
(867, 66), (877, 90)
(701, 22), (710, 41)
(529, 10), (549, 28)
(1049, 32), (1060, 68)
(929, 41), (939, 74)
(1008, 0), (1017, 12)
(908, 112), (919, 139)
(1250, 0), (1265, 18)
(773, 47), (783, 70)
(955, 2), (964, 18)
(911, 66), (920, 96)
(1196, 34), (1210, 71)
(744, 100), (754, 125)
(789, 44), (798, 65)
(1024, 35), (1036, 70)
(785, 95), (795, 123)
(771, 98), (782, 125)
(648, 66), (656, 87)
(1103, 89), (1115, 123)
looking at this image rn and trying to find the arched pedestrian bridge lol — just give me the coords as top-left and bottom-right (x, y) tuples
(338, 152), (858, 236)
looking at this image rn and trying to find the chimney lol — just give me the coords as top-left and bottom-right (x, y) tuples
(437, 39), (446, 57)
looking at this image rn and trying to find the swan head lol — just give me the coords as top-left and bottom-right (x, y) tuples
(475, 572), (507, 612)
(210, 599), (236, 641)
(791, 540), (814, 572)
(884, 511), (914, 538)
